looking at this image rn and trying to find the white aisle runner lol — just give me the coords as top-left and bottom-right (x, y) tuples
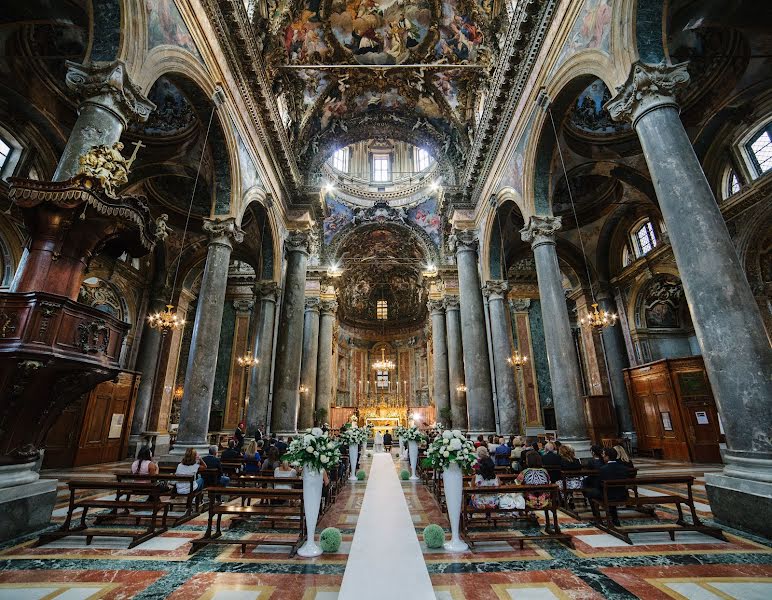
(339, 453), (435, 600)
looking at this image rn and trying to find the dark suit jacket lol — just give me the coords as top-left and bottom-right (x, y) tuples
(599, 461), (631, 501)
(383, 434), (393, 445)
(202, 455), (223, 486)
(541, 451), (562, 481)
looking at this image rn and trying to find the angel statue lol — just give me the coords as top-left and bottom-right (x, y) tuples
(155, 214), (170, 241)
(77, 140), (143, 198)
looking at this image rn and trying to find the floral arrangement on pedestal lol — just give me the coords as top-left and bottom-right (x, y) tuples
(284, 427), (342, 472)
(426, 429), (476, 471)
(393, 425), (407, 439)
(432, 422), (445, 432)
(402, 426), (425, 442)
(338, 424), (367, 446)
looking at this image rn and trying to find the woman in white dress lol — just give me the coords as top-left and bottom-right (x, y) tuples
(374, 431), (384, 453)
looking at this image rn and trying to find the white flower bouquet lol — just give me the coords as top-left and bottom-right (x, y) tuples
(402, 426), (425, 443)
(284, 427), (342, 472)
(338, 424), (367, 446)
(393, 425), (407, 438)
(426, 429), (477, 472)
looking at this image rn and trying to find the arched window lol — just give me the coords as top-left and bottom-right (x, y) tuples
(726, 168), (741, 197)
(376, 299), (388, 320)
(331, 147), (349, 172)
(747, 123), (772, 176)
(0, 137), (10, 171)
(414, 147), (431, 172)
(632, 219), (658, 258)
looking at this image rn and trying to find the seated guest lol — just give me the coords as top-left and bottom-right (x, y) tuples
(242, 439), (262, 474)
(613, 445), (634, 469)
(487, 434), (498, 453)
(584, 447), (629, 526)
(493, 437), (511, 467)
(221, 439), (241, 461)
(276, 436), (288, 455)
(558, 444), (583, 491)
(540, 442), (562, 484)
(274, 459), (298, 489)
(261, 446), (281, 474)
(473, 445), (490, 472)
(175, 448), (205, 494)
(582, 444), (605, 490)
(202, 445), (230, 487)
(510, 436), (525, 469)
(131, 446), (159, 483)
(515, 451), (552, 509)
(474, 434), (485, 449)
(471, 457), (501, 509)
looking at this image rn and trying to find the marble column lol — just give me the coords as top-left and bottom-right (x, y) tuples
(271, 230), (311, 433)
(444, 295), (468, 430)
(428, 299), (451, 425)
(484, 281), (520, 435)
(315, 299), (338, 421)
(54, 61), (155, 182)
(521, 216), (589, 453)
(607, 61), (772, 537)
(450, 230), (495, 433)
(172, 218), (243, 455)
(246, 282), (279, 436)
(597, 290), (634, 437)
(299, 297), (321, 430)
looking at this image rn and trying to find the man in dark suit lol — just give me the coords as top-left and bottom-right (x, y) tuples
(383, 431), (393, 452)
(276, 436), (288, 455)
(202, 445), (230, 487)
(221, 439), (241, 461)
(254, 425), (263, 442)
(541, 442), (562, 482)
(585, 447), (629, 526)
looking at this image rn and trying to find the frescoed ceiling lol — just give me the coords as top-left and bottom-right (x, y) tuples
(257, 0), (503, 177)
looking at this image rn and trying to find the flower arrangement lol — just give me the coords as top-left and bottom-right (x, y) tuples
(402, 426), (425, 443)
(426, 429), (477, 471)
(338, 424), (367, 445)
(393, 425), (407, 438)
(433, 422), (445, 432)
(284, 427), (341, 472)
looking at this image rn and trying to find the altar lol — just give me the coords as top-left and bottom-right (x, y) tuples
(365, 417), (402, 437)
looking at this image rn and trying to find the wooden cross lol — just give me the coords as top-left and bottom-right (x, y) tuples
(126, 140), (146, 171)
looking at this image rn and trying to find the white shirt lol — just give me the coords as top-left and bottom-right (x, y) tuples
(274, 467), (297, 490)
(175, 462), (200, 494)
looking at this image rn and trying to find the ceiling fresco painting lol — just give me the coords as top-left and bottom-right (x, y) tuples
(129, 76), (196, 137)
(568, 79), (631, 135)
(145, 0), (202, 59)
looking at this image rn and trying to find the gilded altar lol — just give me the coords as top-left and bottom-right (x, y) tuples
(359, 404), (406, 436)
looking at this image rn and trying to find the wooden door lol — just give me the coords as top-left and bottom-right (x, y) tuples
(674, 368), (722, 463)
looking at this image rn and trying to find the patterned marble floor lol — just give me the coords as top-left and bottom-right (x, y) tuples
(0, 454), (770, 599)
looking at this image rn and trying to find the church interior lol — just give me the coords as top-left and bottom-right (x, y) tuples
(0, 0), (770, 598)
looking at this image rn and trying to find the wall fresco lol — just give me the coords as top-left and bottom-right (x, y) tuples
(146, 0), (201, 58)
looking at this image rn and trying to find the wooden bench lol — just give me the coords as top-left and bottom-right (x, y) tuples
(461, 484), (571, 549)
(111, 472), (204, 526)
(558, 467), (652, 520)
(190, 487), (305, 557)
(591, 475), (725, 544)
(36, 480), (169, 548)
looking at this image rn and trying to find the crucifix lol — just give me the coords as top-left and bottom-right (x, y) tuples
(126, 140), (146, 171)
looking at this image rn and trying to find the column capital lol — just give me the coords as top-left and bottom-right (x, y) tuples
(284, 229), (312, 256)
(606, 61), (690, 126)
(304, 296), (321, 313)
(320, 299), (338, 315)
(65, 60), (155, 126)
(203, 217), (244, 248)
(443, 294), (460, 311)
(427, 299), (445, 315)
(520, 215), (561, 249)
(233, 298), (255, 313)
(483, 280), (509, 301)
(255, 281), (280, 302)
(509, 298), (531, 312)
(448, 228), (479, 254)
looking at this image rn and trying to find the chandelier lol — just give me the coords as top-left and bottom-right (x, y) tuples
(372, 347), (395, 371)
(237, 350), (259, 368)
(147, 304), (185, 332)
(507, 351), (529, 368)
(456, 384), (467, 393)
(580, 302), (619, 331)
(299, 384), (309, 394)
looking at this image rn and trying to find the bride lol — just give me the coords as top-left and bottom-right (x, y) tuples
(374, 430), (384, 453)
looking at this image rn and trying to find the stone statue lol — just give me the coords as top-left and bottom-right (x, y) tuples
(155, 214), (170, 241)
(77, 141), (145, 198)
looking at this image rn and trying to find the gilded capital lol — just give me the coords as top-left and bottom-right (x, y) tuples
(427, 299), (445, 314)
(255, 281), (280, 302)
(443, 294), (460, 311)
(204, 217), (244, 248)
(320, 299), (338, 315)
(65, 60), (155, 125)
(305, 296), (321, 312)
(605, 61), (690, 125)
(520, 215), (561, 248)
(483, 280), (508, 300)
(284, 229), (312, 256)
(447, 228), (479, 254)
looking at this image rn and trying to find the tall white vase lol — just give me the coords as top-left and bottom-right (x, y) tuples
(348, 444), (359, 481)
(408, 440), (419, 481)
(297, 467), (324, 557)
(399, 436), (406, 460)
(442, 462), (468, 552)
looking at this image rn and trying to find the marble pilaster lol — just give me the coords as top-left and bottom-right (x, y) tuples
(172, 218), (243, 455)
(270, 230), (311, 434)
(521, 216), (589, 452)
(299, 297), (321, 430)
(246, 282), (279, 436)
(443, 294), (467, 430)
(428, 299), (450, 425)
(54, 61), (155, 182)
(597, 291), (634, 436)
(449, 229), (495, 433)
(315, 299), (338, 421)
(607, 61), (772, 536)
(484, 281), (520, 435)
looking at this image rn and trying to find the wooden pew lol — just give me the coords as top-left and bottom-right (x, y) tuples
(111, 472), (204, 525)
(460, 483), (571, 549)
(190, 487), (305, 557)
(36, 480), (169, 548)
(591, 475), (725, 544)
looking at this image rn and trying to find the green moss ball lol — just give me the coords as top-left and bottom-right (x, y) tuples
(320, 527), (342, 552)
(400, 469), (410, 480)
(423, 524), (446, 549)
(356, 469), (366, 480)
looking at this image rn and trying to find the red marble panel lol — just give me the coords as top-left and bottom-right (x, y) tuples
(0, 569), (165, 598)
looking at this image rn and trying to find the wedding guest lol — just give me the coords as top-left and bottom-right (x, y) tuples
(202, 445), (230, 487)
(471, 457), (500, 509)
(234, 421), (245, 451)
(614, 445), (634, 469)
(515, 451), (551, 509)
(558, 444), (583, 492)
(175, 448), (205, 494)
(261, 446), (281, 474)
(494, 436), (511, 467)
(274, 459), (298, 490)
(131, 446), (158, 483)
(242, 439), (262, 474)
(221, 439), (241, 461)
